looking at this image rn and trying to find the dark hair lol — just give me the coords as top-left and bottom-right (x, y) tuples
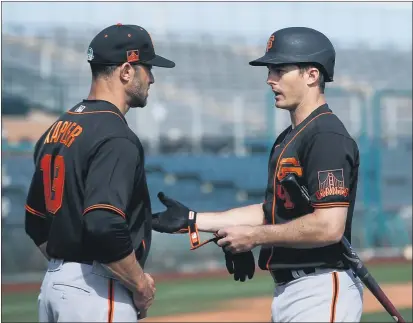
(90, 64), (119, 79)
(90, 64), (143, 80)
(298, 64), (326, 94)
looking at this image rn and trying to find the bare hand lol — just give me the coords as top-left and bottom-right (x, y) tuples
(134, 273), (156, 319)
(144, 273), (155, 289)
(216, 226), (258, 253)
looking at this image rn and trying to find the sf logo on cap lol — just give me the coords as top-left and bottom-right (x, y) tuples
(87, 47), (94, 61)
(266, 35), (275, 52)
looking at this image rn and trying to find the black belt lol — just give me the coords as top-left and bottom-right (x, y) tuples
(270, 267), (355, 284)
(270, 267), (317, 284)
(63, 260), (94, 265)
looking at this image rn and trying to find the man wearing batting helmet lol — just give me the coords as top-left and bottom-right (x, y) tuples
(152, 27), (364, 322)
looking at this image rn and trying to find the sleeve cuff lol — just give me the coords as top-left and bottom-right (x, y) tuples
(83, 204), (126, 218)
(311, 202), (350, 208)
(25, 205), (46, 218)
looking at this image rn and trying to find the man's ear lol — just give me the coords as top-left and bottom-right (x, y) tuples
(306, 67), (320, 87)
(119, 63), (134, 83)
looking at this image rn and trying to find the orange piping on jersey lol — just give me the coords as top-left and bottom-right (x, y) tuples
(312, 202), (350, 208)
(330, 272), (340, 322)
(267, 144), (280, 171)
(25, 205), (46, 218)
(107, 279), (114, 323)
(83, 204), (126, 218)
(266, 112), (333, 270)
(67, 110), (125, 122)
(142, 239), (146, 251)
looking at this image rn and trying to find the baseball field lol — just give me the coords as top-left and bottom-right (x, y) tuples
(2, 262), (412, 322)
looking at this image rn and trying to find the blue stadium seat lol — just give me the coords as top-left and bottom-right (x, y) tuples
(379, 146), (412, 208)
(381, 147), (412, 177)
(2, 188), (26, 225)
(2, 156), (33, 191)
(146, 154), (268, 192)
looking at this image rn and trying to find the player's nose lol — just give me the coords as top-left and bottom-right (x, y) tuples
(267, 75), (277, 87)
(267, 79), (278, 90)
(149, 71), (155, 85)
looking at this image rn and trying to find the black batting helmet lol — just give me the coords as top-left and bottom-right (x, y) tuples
(249, 27), (336, 82)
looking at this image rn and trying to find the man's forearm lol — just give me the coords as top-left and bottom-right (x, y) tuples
(197, 203), (265, 232)
(255, 212), (342, 249)
(103, 251), (147, 293)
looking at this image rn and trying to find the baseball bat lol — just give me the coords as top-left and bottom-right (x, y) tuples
(280, 173), (406, 323)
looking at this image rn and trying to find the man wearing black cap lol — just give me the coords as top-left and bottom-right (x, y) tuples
(151, 27), (363, 322)
(24, 23), (174, 322)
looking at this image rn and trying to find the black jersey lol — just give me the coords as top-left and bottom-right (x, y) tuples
(25, 100), (152, 267)
(259, 104), (360, 270)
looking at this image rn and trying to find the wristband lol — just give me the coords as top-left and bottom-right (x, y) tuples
(188, 211), (220, 250)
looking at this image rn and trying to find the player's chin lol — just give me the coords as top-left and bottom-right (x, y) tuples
(274, 101), (289, 110)
(130, 96), (148, 108)
(275, 99), (295, 111)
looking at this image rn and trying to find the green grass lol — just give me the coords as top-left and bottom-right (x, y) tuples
(361, 262), (413, 284)
(361, 308), (412, 322)
(2, 262), (412, 322)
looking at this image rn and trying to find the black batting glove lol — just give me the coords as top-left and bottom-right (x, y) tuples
(152, 192), (194, 234)
(213, 235), (255, 282)
(223, 249), (255, 282)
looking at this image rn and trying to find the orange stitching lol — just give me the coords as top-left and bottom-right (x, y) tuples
(312, 203), (349, 208)
(83, 204), (126, 218)
(67, 110), (124, 123)
(84, 204), (125, 218)
(312, 202), (349, 205)
(25, 205), (45, 218)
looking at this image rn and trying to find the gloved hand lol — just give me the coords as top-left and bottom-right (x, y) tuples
(217, 238), (255, 282)
(152, 192), (193, 234)
(152, 192), (255, 281)
(152, 192), (205, 249)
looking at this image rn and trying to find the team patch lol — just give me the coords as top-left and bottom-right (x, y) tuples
(315, 169), (349, 200)
(127, 49), (140, 63)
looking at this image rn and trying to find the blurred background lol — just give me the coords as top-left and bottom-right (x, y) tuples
(1, 2), (412, 322)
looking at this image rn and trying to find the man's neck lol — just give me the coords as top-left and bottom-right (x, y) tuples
(290, 95), (326, 129)
(87, 81), (129, 116)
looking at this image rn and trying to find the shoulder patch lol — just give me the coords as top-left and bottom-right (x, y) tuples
(315, 169), (349, 199)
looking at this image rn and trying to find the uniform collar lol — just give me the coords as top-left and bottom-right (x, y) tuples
(82, 99), (128, 124)
(293, 104), (331, 131)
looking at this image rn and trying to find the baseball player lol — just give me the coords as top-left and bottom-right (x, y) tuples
(24, 23), (176, 322)
(152, 27), (364, 322)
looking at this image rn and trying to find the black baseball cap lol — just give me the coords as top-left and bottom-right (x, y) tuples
(87, 23), (175, 68)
